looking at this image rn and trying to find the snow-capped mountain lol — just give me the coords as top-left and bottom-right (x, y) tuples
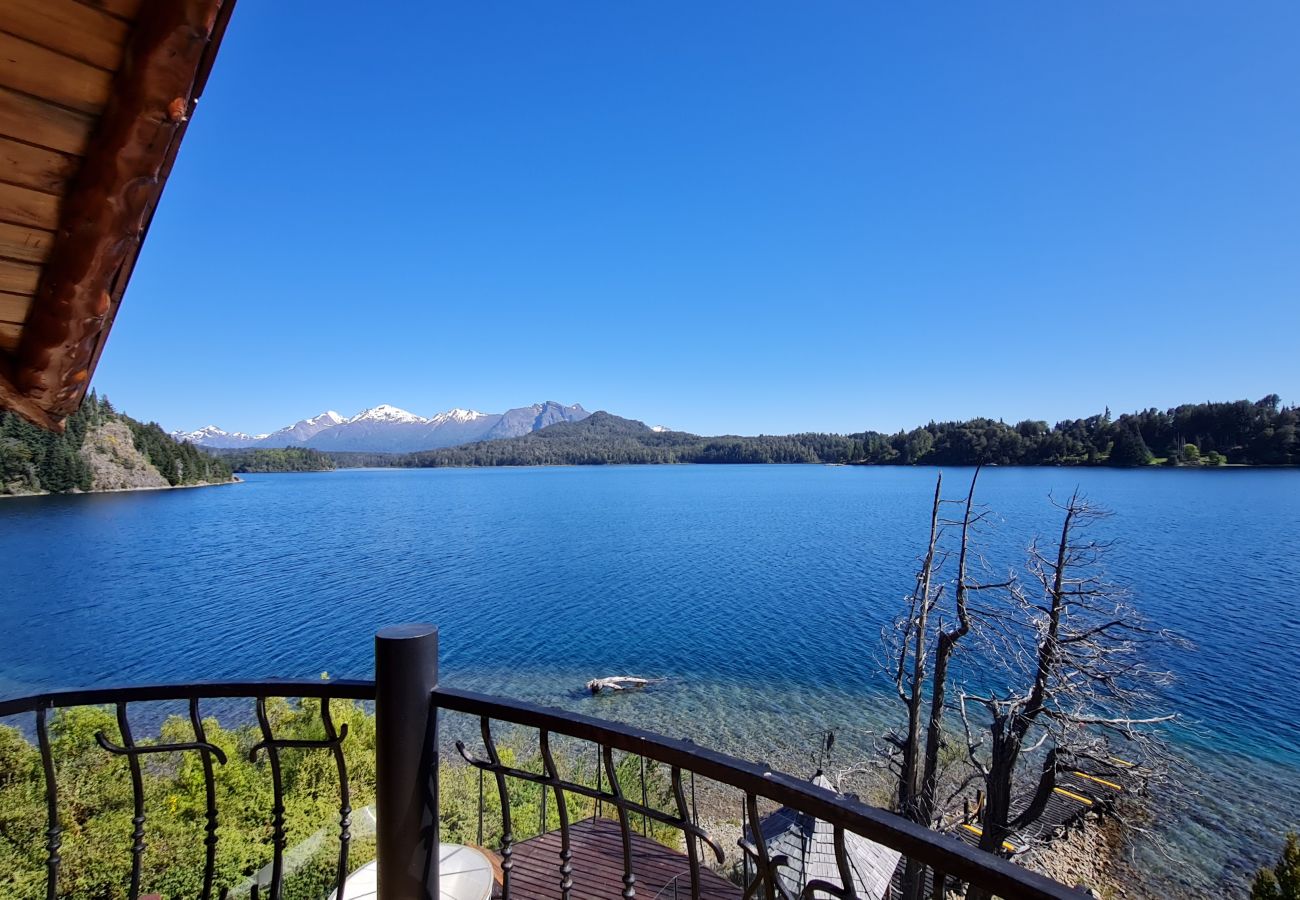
(172, 402), (589, 454)
(257, 411), (345, 447)
(346, 404), (427, 425)
(170, 425), (268, 449)
(430, 408), (487, 425)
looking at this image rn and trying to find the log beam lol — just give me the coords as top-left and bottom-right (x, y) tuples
(10, 0), (230, 426)
(0, 357), (62, 431)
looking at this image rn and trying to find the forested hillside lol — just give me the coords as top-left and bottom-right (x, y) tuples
(215, 447), (337, 473)
(404, 413), (863, 465)
(321, 395), (1296, 469)
(860, 394), (1295, 466)
(0, 393), (233, 495)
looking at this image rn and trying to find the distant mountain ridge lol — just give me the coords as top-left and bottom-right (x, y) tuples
(343, 395), (1296, 469)
(172, 401), (589, 453)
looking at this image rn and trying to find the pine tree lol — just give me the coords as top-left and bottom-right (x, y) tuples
(1108, 422), (1154, 466)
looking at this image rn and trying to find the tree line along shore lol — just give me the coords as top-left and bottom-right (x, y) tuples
(256, 394), (1296, 472)
(5, 395), (1294, 488)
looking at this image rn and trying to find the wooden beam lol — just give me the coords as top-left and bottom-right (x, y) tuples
(14, 0), (229, 419)
(0, 356), (62, 430)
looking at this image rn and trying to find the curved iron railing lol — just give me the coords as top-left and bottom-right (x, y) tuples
(0, 643), (1086, 900)
(433, 686), (1085, 900)
(0, 680), (374, 900)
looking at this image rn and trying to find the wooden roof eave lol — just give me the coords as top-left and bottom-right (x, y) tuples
(0, 0), (236, 432)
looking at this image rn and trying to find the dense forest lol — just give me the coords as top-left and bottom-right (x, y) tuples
(856, 394), (1296, 467)
(215, 447), (337, 473)
(404, 414), (865, 466)
(0, 392), (232, 494)
(321, 395), (1297, 469)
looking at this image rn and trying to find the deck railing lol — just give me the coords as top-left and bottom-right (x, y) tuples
(0, 624), (1087, 900)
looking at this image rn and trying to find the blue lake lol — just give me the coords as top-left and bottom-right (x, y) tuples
(2, 465), (1297, 896)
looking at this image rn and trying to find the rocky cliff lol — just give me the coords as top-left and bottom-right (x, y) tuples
(79, 421), (171, 491)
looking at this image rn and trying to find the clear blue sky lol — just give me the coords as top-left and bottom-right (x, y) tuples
(94, 2), (1299, 436)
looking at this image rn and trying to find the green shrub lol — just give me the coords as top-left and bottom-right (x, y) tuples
(279, 835), (377, 900)
(1252, 833), (1300, 900)
(0, 702), (681, 900)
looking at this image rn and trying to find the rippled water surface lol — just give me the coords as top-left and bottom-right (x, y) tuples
(2, 465), (1297, 895)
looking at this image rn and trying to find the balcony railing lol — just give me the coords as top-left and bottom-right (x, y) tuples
(0, 624), (1086, 900)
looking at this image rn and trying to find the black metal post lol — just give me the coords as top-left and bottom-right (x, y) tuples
(477, 768), (484, 846)
(640, 756), (649, 836)
(741, 799), (750, 891)
(375, 624), (439, 900)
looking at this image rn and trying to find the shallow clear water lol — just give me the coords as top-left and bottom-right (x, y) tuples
(1, 465), (1297, 896)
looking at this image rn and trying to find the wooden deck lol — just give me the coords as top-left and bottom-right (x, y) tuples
(493, 817), (741, 900)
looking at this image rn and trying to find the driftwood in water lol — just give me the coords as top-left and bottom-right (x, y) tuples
(586, 676), (659, 695)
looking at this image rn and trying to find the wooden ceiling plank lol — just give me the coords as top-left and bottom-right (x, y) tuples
(0, 136), (79, 194)
(17, 0), (229, 417)
(73, 0), (144, 24)
(0, 86), (93, 155)
(0, 223), (55, 265)
(0, 322), (20, 353)
(0, 0), (130, 71)
(0, 31), (114, 115)
(0, 291), (32, 324)
(0, 260), (40, 295)
(0, 182), (61, 230)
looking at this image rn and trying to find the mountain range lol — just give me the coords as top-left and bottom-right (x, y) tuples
(172, 401), (590, 453)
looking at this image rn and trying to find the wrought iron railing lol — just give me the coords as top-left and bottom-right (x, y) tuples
(432, 685), (1083, 900)
(0, 626), (1087, 900)
(0, 680), (373, 900)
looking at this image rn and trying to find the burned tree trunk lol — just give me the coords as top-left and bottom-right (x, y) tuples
(896, 473), (943, 823)
(917, 469), (984, 830)
(887, 471), (996, 900)
(960, 490), (1175, 900)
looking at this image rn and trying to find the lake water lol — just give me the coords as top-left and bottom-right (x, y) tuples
(2, 465), (1297, 896)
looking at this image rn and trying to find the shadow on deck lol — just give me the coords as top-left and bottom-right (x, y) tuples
(493, 817), (741, 900)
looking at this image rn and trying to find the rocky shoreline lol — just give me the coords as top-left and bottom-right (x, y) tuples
(0, 477), (239, 500)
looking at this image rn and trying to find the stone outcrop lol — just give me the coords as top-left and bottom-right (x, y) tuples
(79, 421), (170, 491)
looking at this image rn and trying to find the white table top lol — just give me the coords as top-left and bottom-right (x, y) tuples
(329, 844), (494, 900)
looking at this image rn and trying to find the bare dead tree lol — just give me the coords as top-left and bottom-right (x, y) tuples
(888, 472), (945, 826)
(883, 469), (1010, 900)
(918, 471), (1015, 831)
(958, 490), (1176, 900)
